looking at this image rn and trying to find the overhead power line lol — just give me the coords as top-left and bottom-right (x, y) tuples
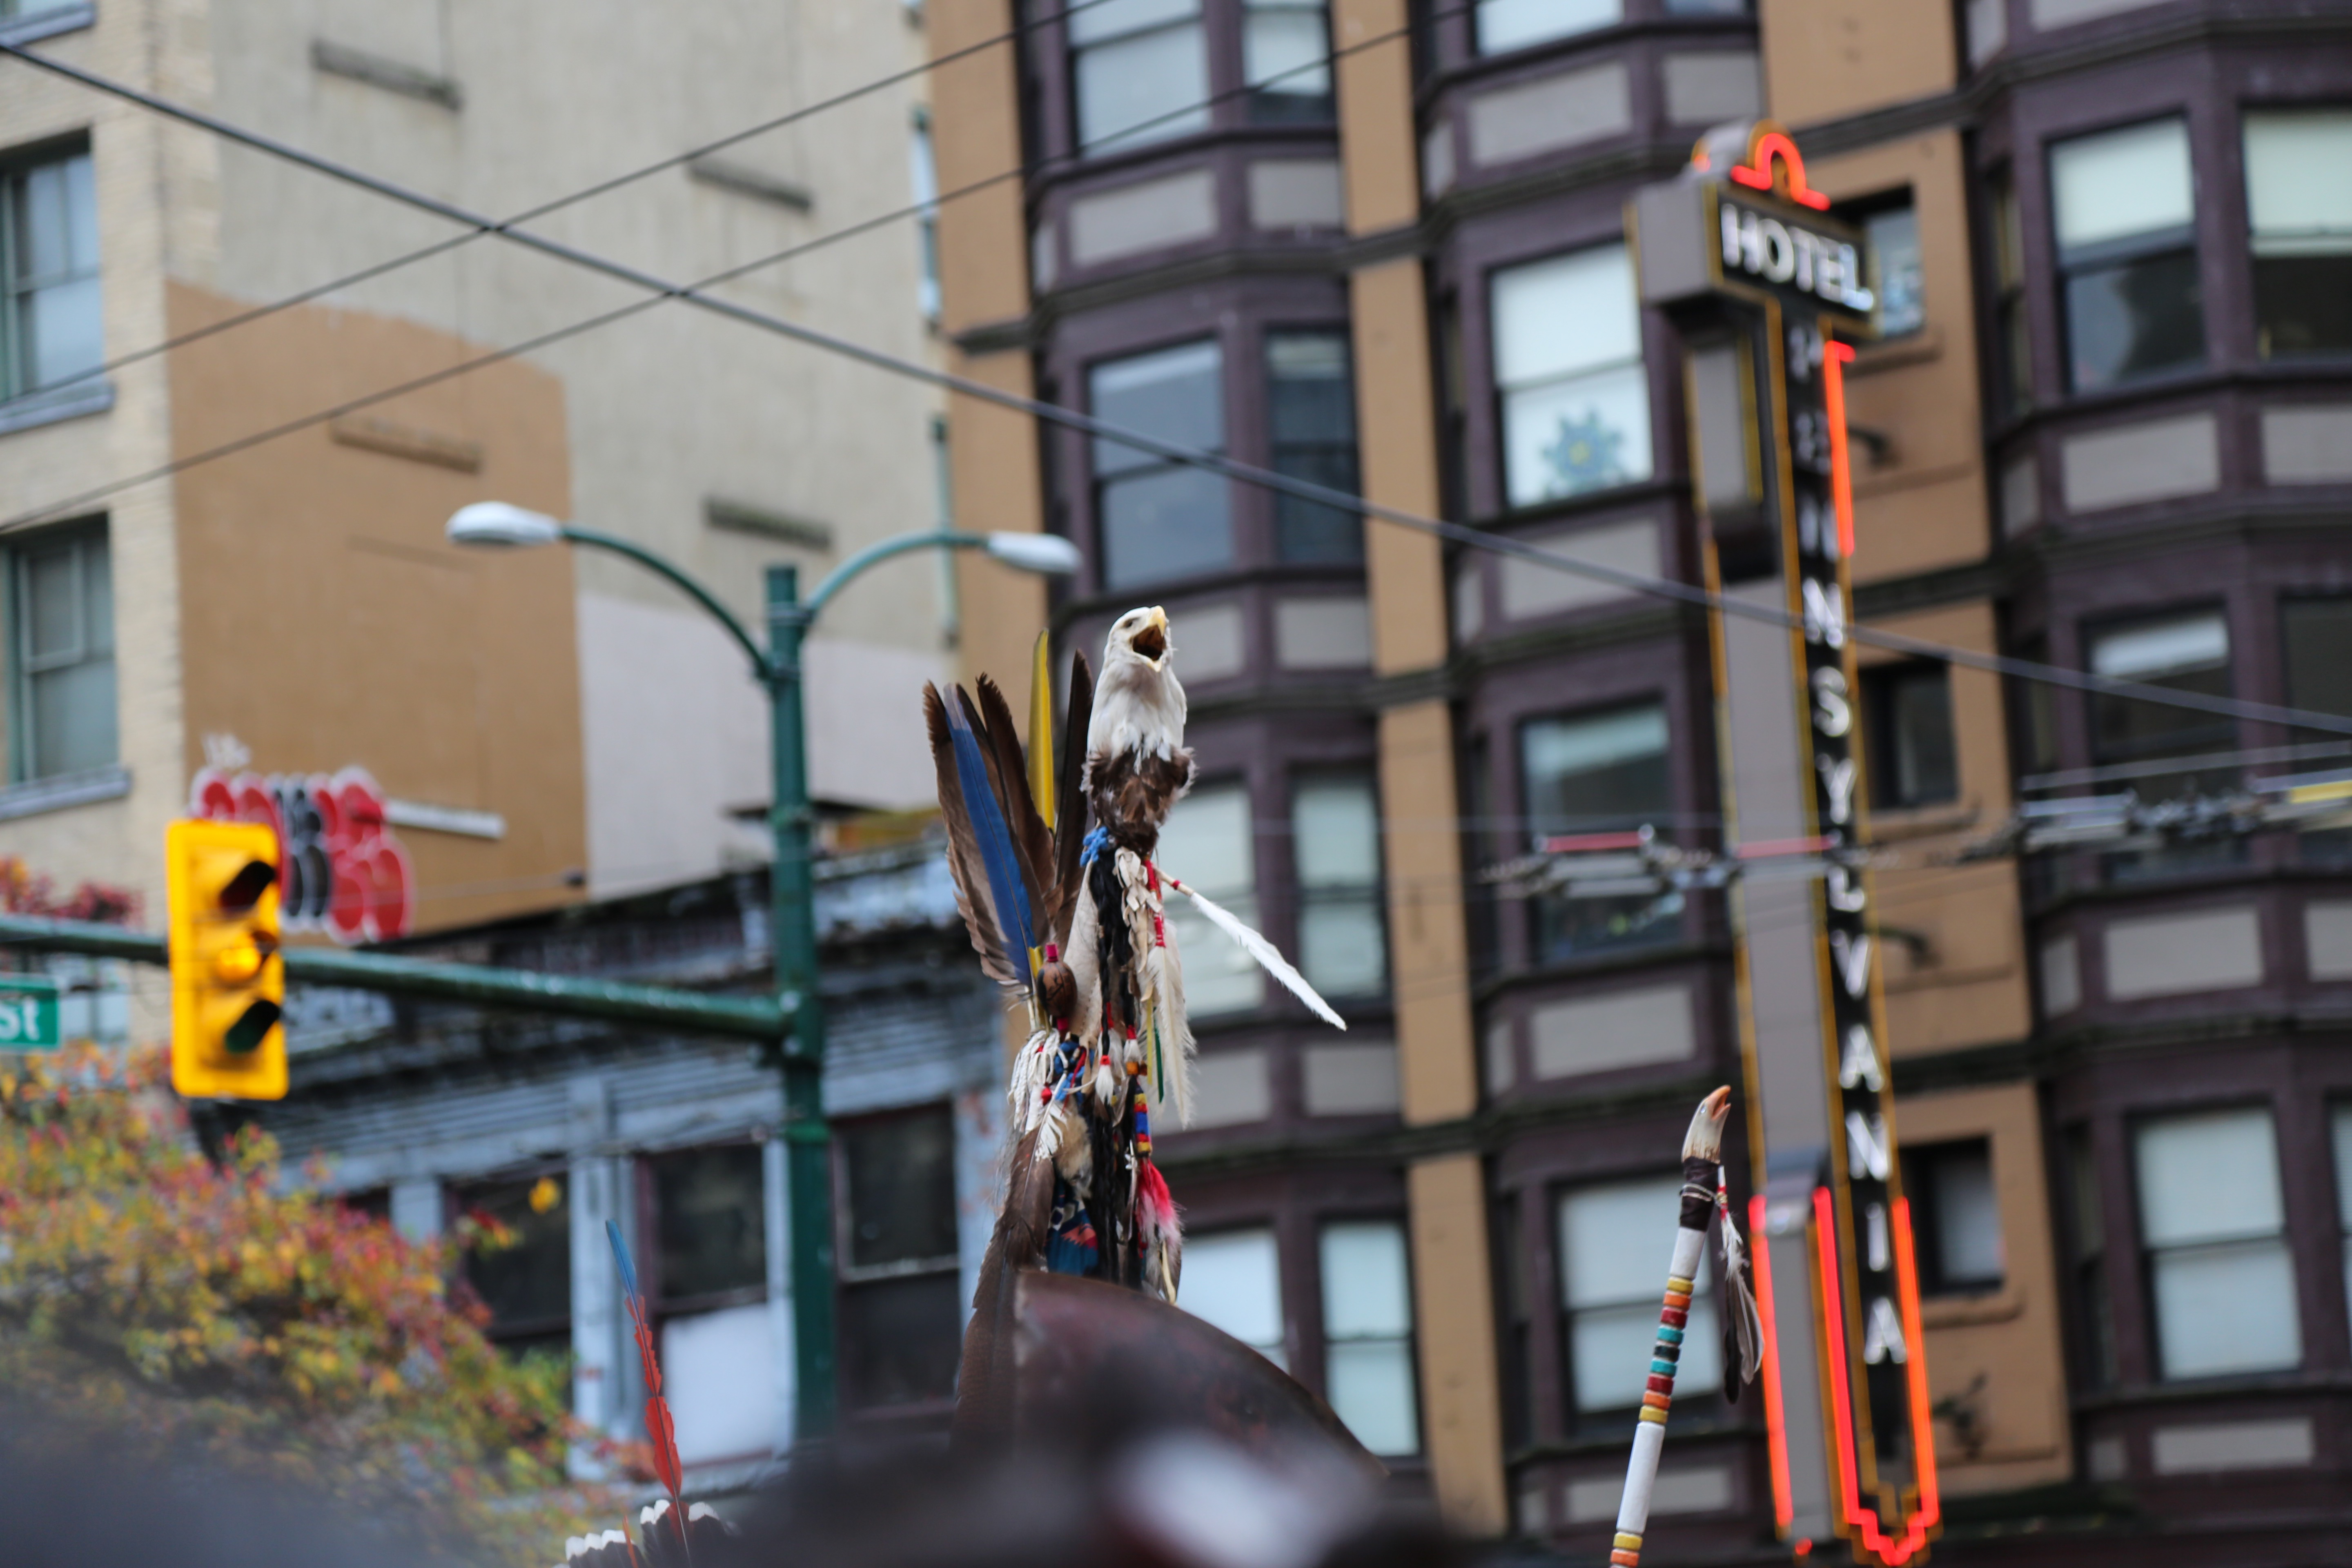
(7, 34), (2352, 742)
(16, 0), (1122, 399)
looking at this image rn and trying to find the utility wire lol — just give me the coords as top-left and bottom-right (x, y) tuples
(9, 33), (2352, 741)
(12, 0), (1121, 400)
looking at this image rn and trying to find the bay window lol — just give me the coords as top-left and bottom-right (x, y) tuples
(1092, 339), (1232, 588)
(1320, 1221), (1419, 1456)
(1292, 773), (1385, 999)
(2050, 119), (2202, 392)
(1491, 244), (1650, 508)
(1070, 0), (1209, 154)
(1476, 0), (1620, 52)
(1181, 1227), (1287, 1367)
(1520, 702), (1673, 961)
(1558, 1176), (1719, 1415)
(1243, 0), (1333, 122)
(2244, 111), (2352, 359)
(2134, 1107), (2300, 1380)
(1266, 329), (1362, 564)
(1159, 782), (1262, 1014)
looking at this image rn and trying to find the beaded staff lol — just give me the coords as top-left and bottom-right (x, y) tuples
(1609, 1086), (1758, 1568)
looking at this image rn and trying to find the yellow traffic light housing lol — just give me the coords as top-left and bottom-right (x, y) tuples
(167, 819), (287, 1100)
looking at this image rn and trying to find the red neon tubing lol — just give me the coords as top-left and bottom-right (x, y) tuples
(1749, 1194), (1796, 1534)
(1824, 341), (1857, 559)
(1810, 1188), (1942, 1565)
(1731, 132), (1833, 210)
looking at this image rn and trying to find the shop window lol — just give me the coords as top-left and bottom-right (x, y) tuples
(1244, 0), (1334, 122)
(1990, 171), (2032, 417)
(1558, 1176), (1719, 1415)
(2244, 111), (2352, 359)
(2, 144), (100, 401)
(1091, 340), (1231, 588)
(1491, 243), (1650, 508)
(455, 1170), (572, 1362)
(1266, 330), (1363, 564)
(1862, 659), (1958, 810)
(1180, 1227), (1287, 1368)
(1475, 0), (1619, 53)
(1293, 773), (1384, 999)
(2134, 1107), (2300, 1381)
(650, 1144), (774, 1460)
(7, 519), (116, 781)
(1902, 1139), (2004, 1295)
(2062, 1126), (2115, 1388)
(1320, 1221), (1419, 1456)
(835, 1106), (962, 1412)
(1519, 703), (1674, 962)
(1070, 0), (1209, 154)
(2049, 119), (2203, 392)
(1159, 782), (1262, 1014)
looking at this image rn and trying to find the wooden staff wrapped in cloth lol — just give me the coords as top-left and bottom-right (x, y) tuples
(1608, 1087), (1761, 1568)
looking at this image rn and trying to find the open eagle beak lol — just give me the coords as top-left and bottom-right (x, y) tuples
(1131, 606), (1170, 667)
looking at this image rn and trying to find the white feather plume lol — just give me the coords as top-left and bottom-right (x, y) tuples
(1065, 875), (1103, 1046)
(1151, 926), (1193, 1126)
(1164, 876), (1348, 1032)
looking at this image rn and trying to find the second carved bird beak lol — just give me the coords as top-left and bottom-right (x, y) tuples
(1131, 606), (1169, 667)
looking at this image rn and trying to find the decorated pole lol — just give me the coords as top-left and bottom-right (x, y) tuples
(1610, 1087), (1756, 1568)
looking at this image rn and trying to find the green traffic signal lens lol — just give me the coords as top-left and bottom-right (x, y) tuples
(226, 998), (282, 1055)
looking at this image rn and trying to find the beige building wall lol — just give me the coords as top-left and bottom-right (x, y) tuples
(164, 282), (588, 932)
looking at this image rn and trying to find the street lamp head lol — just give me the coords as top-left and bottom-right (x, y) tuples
(983, 531), (1083, 577)
(448, 501), (565, 549)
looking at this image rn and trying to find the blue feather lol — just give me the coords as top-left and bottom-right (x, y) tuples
(606, 1218), (642, 1307)
(945, 690), (1035, 953)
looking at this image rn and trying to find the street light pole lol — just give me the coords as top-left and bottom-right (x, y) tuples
(445, 503), (1078, 1444)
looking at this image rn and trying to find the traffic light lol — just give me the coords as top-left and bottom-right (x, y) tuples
(167, 819), (287, 1100)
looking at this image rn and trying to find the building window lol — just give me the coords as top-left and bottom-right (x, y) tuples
(2333, 1105), (2352, 1335)
(909, 109), (941, 321)
(2049, 118), (2202, 393)
(1070, 0), (1208, 155)
(1320, 1220), (1419, 1455)
(1159, 781), (1262, 1014)
(1862, 659), (1958, 810)
(2134, 1107), (2300, 1381)
(2, 144), (100, 402)
(1091, 340), (1231, 589)
(650, 1143), (775, 1460)
(2087, 610), (2234, 793)
(1476, 0), (1620, 53)
(1861, 193), (1926, 338)
(1293, 773), (1384, 999)
(1491, 243), (1650, 508)
(1990, 171), (2031, 417)
(1520, 702), (1674, 962)
(8, 519), (116, 782)
(2062, 1125), (2115, 1388)
(1902, 1139), (2004, 1296)
(2283, 598), (2352, 733)
(1266, 329), (1362, 564)
(1558, 1176), (1719, 1416)
(835, 1106), (963, 1412)
(1181, 1227), (1287, 1368)
(455, 1170), (572, 1361)
(1244, 0), (1333, 122)
(2244, 111), (2352, 359)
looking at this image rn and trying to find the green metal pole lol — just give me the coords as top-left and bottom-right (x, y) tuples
(766, 564), (837, 1442)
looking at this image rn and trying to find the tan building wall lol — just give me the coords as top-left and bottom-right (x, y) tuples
(164, 283), (588, 933)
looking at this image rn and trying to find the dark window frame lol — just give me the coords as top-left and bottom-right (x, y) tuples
(1288, 764), (1388, 1001)
(642, 1139), (770, 1321)
(1900, 1137), (2005, 1298)
(1085, 332), (1234, 592)
(3, 513), (116, 784)
(831, 1102), (963, 1417)
(1550, 1171), (1724, 1430)
(1861, 657), (1959, 811)
(2045, 115), (2205, 395)
(0, 134), (100, 404)
(452, 1162), (575, 1357)
(2125, 1101), (2303, 1385)
(1514, 697), (1678, 964)
(1314, 1212), (1422, 1457)
(1843, 185), (1926, 341)
(1262, 322), (1363, 565)
(2242, 106), (2352, 362)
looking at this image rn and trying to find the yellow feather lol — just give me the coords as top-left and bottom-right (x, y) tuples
(1029, 628), (1056, 831)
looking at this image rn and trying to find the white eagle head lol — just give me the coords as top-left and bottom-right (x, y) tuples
(1090, 605), (1187, 761)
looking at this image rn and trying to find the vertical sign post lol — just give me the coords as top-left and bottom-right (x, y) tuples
(1632, 122), (1939, 1564)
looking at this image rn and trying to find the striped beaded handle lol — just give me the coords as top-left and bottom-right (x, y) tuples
(1611, 1088), (1731, 1568)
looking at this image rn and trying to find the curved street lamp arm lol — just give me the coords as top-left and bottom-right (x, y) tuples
(557, 525), (774, 682)
(804, 530), (987, 618)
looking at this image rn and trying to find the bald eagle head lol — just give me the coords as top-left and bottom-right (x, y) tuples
(1088, 605), (1188, 767)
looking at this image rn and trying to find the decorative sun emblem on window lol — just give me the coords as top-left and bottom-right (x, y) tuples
(1543, 410), (1626, 495)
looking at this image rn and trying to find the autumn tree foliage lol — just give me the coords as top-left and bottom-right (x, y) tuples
(0, 1044), (613, 1566)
